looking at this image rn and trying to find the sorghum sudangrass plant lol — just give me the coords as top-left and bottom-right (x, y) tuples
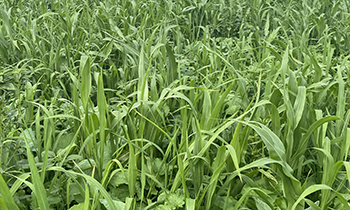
(1, 0), (350, 209)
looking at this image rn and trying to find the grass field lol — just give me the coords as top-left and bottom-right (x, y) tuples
(1, 0), (350, 209)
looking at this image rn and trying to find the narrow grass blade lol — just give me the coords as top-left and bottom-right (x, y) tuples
(293, 116), (341, 160)
(48, 167), (117, 210)
(229, 122), (242, 164)
(0, 173), (19, 210)
(138, 46), (148, 102)
(233, 188), (267, 210)
(24, 82), (34, 123)
(128, 140), (137, 197)
(268, 103), (281, 137)
(342, 128), (350, 160)
(84, 182), (90, 210)
(166, 45), (177, 86)
(205, 146), (226, 210)
(200, 90), (211, 129)
(23, 133), (50, 209)
(97, 72), (107, 179)
(244, 122), (286, 161)
(336, 68), (345, 137)
(291, 185), (332, 210)
(281, 46), (289, 85)
(293, 86), (306, 129)
(343, 162), (350, 189)
(80, 55), (91, 110)
(308, 52), (322, 82)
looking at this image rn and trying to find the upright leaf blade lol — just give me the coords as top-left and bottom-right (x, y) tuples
(0, 173), (19, 210)
(80, 55), (91, 110)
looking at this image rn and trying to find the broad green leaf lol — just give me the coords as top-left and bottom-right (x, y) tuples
(165, 192), (184, 209)
(100, 199), (125, 210)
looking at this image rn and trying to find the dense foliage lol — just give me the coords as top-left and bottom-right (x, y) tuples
(1, 0), (350, 209)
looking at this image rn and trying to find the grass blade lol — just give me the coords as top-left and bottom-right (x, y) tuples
(291, 185), (332, 210)
(80, 55), (91, 110)
(22, 132), (50, 209)
(0, 173), (19, 210)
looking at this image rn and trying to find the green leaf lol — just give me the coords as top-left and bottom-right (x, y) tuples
(68, 203), (84, 210)
(165, 192), (184, 209)
(110, 171), (128, 187)
(336, 68), (345, 136)
(100, 199), (125, 210)
(84, 182), (89, 210)
(293, 86), (306, 129)
(0, 173), (19, 210)
(23, 132), (50, 209)
(281, 46), (289, 86)
(97, 72), (107, 178)
(293, 116), (341, 160)
(186, 198), (195, 210)
(138, 46), (148, 102)
(1, 83), (16, 90)
(166, 45), (177, 86)
(205, 146), (226, 210)
(49, 167), (117, 210)
(233, 188), (267, 210)
(254, 197), (272, 210)
(245, 122), (286, 161)
(80, 55), (91, 109)
(291, 185), (332, 210)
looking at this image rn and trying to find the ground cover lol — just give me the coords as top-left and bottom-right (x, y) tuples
(1, 0), (350, 209)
